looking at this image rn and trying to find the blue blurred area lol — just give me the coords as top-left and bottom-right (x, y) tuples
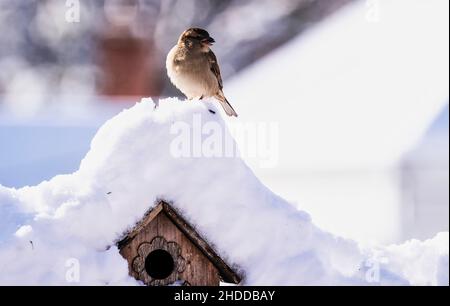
(428, 104), (449, 132)
(0, 125), (97, 187)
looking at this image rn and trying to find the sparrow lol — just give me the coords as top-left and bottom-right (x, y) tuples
(166, 28), (238, 117)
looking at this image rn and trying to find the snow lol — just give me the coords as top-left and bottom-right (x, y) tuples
(377, 232), (449, 286)
(0, 98), (447, 285)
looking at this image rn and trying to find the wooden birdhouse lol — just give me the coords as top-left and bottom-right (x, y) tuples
(117, 201), (241, 286)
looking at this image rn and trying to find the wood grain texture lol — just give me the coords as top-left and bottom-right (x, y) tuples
(160, 202), (241, 284)
(118, 201), (241, 285)
(119, 208), (222, 285)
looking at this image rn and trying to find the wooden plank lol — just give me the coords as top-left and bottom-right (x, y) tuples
(157, 212), (220, 286)
(160, 201), (241, 284)
(119, 211), (160, 282)
(117, 203), (163, 248)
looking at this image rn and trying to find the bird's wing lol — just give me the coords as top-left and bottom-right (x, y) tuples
(208, 50), (223, 90)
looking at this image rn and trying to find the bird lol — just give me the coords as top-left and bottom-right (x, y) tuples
(166, 28), (238, 117)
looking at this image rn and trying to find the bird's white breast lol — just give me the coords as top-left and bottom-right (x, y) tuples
(166, 45), (219, 99)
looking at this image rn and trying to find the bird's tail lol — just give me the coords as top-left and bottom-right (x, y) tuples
(215, 92), (238, 117)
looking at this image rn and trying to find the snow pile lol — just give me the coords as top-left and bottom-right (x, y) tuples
(0, 98), (448, 285)
(378, 232), (449, 286)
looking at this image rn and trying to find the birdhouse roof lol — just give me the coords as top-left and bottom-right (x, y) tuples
(117, 200), (241, 284)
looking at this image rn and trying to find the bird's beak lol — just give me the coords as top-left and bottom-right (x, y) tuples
(202, 37), (215, 46)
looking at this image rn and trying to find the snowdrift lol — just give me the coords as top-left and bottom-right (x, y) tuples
(0, 98), (448, 285)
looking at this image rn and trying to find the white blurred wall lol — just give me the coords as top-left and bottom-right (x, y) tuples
(400, 106), (449, 241)
(226, 0), (449, 244)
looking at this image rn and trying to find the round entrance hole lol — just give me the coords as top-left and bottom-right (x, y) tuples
(145, 249), (175, 279)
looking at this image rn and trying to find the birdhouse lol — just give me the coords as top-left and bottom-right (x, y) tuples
(117, 200), (241, 286)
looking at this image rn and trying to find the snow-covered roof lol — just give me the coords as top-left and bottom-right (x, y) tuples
(0, 98), (447, 285)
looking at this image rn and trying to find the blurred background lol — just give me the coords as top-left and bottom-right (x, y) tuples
(0, 0), (448, 245)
